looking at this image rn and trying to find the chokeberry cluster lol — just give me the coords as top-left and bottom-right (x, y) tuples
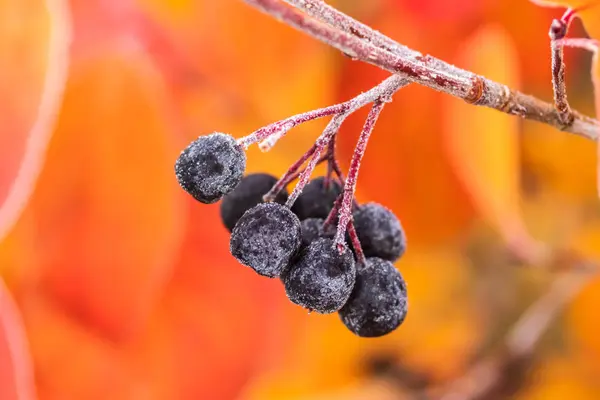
(175, 128), (409, 337)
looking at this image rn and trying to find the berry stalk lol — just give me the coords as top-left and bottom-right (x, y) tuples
(324, 136), (336, 190)
(238, 74), (409, 151)
(263, 143), (318, 202)
(239, 103), (346, 149)
(346, 220), (366, 265)
(286, 112), (348, 207)
(335, 100), (386, 252)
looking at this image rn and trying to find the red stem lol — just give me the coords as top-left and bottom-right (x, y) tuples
(239, 103), (348, 148)
(323, 194), (341, 230)
(278, 153), (329, 195)
(347, 221), (366, 265)
(324, 137), (336, 190)
(334, 100), (385, 251)
(285, 114), (347, 207)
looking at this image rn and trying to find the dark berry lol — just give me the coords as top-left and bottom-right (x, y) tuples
(230, 202), (301, 278)
(283, 238), (356, 314)
(291, 176), (341, 220)
(299, 218), (334, 249)
(220, 173), (288, 232)
(299, 218), (352, 253)
(339, 258), (408, 337)
(175, 132), (246, 204)
(353, 202), (406, 262)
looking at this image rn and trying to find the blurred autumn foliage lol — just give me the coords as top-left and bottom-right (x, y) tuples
(1, 0), (600, 399)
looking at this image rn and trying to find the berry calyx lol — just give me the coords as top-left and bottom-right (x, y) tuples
(220, 173), (288, 232)
(353, 202), (406, 262)
(175, 132), (246, 204)
(339, 258), (408, 337)
(230, 202), (301, 278)
(283, 238), (356, 314)
(291, 176), (342, 220)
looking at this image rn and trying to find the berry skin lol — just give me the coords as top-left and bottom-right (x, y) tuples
(175, 132), (246, 204)
(299, 218), (334, 249)
(299, 218), (352, 253)
(220, 173), (288, 232)
(283, 238), (356, 314)
(339, 258), (407, 337)
(353, 202), (406, 262)
(230, 202), (301, 278)
(291, 176), (341, 220)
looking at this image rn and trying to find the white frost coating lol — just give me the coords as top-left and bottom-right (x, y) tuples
(284, 0), (421, 59)
(258, 120), (294, 151)
(240, 74), (409, 153)
(254, 0), (600, 140)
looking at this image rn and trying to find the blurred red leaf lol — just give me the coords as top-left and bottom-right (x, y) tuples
(29, 49), (184, 341)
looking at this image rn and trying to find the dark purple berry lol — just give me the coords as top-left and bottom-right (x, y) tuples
(175, 132), (246, 204)
(299, 218), (352, 253)
(230, 202), (301, 278)
(220, 173), (288, 232)
(353, 202), (406, 262)
(339, 258), (407, 337)
(299, 218), (334, 249)
(291, 176), (341, 220)
(283, 238), (356, 314)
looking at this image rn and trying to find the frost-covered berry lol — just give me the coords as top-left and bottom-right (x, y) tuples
(283, 238), (356, 314)
(175, 132), (246, 204)
(299, 218), (352, 253)
(291, 176), (341, 220)
(299, 218), (334, 249)
(230, 202), (301, 278)
(339, 258), (407, 337)
(353, 202), (406, 262)
(220, 173), (288, 232)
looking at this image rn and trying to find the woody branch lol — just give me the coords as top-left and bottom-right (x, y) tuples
(243, 0), (599, 141)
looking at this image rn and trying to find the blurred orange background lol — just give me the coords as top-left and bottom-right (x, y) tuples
(1, 0), (600, 399)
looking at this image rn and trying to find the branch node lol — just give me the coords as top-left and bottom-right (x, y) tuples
(464, 76), (485, 104)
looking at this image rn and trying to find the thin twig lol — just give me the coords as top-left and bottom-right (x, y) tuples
(285, 112), (350, 207)
(548, 8), (585, 125)
(263, 143), (318, 202)
(242, 0), (600, 140)
(346, 221), (366, 264)
(254, 74), (408, 207)
(238, 74), (409, 149)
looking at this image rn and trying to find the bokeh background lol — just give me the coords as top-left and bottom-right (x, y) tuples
(2, 0), (600, 399)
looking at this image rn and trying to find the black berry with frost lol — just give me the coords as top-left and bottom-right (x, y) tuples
(353, 202), (406, 262)
(291, 176), (341, 220)
(283, 238), (356, 314)
(299, 218), (335, 249)
(220, 173), (288, 232)
(175, 132), (246, 204)
(230, 202), (301, 278)
(299, 218), (352, 253)
(339, 257), (408, 337)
